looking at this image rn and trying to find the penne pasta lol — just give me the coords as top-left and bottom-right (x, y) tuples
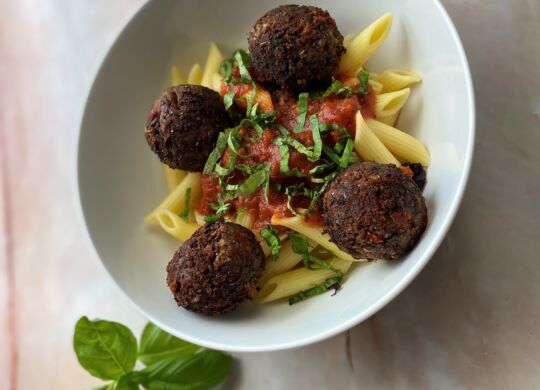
(170, 65), (186, 86)
(271, 215), (361, 262)
(162, 164), (187, 193)
(366, 118), (431, 166)
(354, 111), (400, 165)
(200, 42), (223, 88)
(187, 63), (203, 85)
(235, 209), (254, 229)
(259, 239), (311, 287)
(145, 172), (201, 224)
(255, 258), (353, 303)
(211, 72), (224, 93)
(368, 79), (384, 94)
(373, 69), (421, 93)
(338, 13), (393, 76)
(194, 210), (206, 226)
(377, 111), (399, 126)
(375, 88), (410, 118)
(257, 235), (273, 258)
(156, 209), (200, 241)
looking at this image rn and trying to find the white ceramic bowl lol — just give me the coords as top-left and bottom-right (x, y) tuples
(77, 0), (474, 351)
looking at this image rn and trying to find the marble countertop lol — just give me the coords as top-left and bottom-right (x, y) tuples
(1, 0), (539, 388)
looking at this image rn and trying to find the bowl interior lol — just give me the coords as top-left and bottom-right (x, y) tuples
(78, 0), (473, 351)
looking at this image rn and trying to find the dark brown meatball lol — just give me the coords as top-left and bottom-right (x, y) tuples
(248, 5), (345, 90)
(166, 221), (265, 316)
(145, 85), (229, 171)
(320, 162), (428, 260)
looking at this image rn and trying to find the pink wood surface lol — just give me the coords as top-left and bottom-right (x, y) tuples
(1, 1), (540, 389)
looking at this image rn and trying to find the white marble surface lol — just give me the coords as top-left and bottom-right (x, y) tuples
(0, 0), (539, 389)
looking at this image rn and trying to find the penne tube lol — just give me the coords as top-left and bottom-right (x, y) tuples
(211, 72), (224, 93)
(338, 13), (393, 75)
(354, 111), (400, 165)
(368, 79), (384, 94)
(259, 239), (310, 287)
(156, 209), (199, 241)
(270, 215), (361, 262)
(194, 210), (206, 226)
(373, 69), (421, 93)
(343, 33), (353, 49)
(377, 111), (399, 126)
(366, 119), (431, 166)
(187, 63), (203, 85)
(375, 88), (410, 118)
(200, 42), (223, 88)
(170, 66), (186, 86)
(235, 209), (254, 229)
(255, 258), (353, 303)
(145, 172), (201, 224)
(162, 164), (187, 193)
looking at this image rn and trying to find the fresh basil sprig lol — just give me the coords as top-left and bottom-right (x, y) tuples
(260, 225), (281, 261)
(74, 317), (231, 390)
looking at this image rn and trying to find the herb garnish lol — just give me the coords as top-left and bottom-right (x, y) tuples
(260, 225), (281, 261)
(294, 92), (309, 132)
(357, 70), (370, 94)
(203, 129), (231, 174)
(73, 317), (231, 389)
(178, 187), (192, 222)
(288, 276), (343, 305)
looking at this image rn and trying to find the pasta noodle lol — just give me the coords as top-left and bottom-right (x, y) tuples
(162, 164), (187, 193)
(354, 111), (400, 165)
(156, 209), (200, 241)
(368, 79), (384, 94)
(338, 13), (393, 75)
(187, 63), (203, 85)
(258, 239), (312, 286)
(271, 215), (362, 262)
(235, 209), (254, 229)
(145, 172), (201, 224)
(170, 66), (186, 85)
(200, 42), (223, 88)
(373, 69), (421, 93)
(377, 111), (399, 126)
(366, 118), (431, 166)
(255, 258), (353, 303)
(375, 88), (410, 118)
(342, 34), (353, 49)
(211, 73), (224, 93)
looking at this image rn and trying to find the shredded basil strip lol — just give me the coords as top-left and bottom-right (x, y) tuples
(288, 276), (342, 305)
(178, 188), (192, 222)
(203, 129), (231, 174)
(219, 58), (234, 83)
(338, 138), (354, 168)
(288, 231), (343, 274)
(233, 50), (252, 83)
(294, 93), (309, 132)
(223, 92), (235, 111)
(275, 139), (304, 177)
(204, 198), (230, 223)
(235, 169), (268, 196)
(357, 70), (370, 94)
(310, 115), (322, 162)
(260, 225), (281, 261)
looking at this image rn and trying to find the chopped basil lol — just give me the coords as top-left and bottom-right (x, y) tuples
(357, 70), (370, 94)
(203, 129), (231, 174)
(310, 115), (322, 162)
(233, 168), (268, 197)
(219, 58), (234, 83)
(233, 50), (252, 83)
(275, 139), (305, 177)
(223, 91), (235, 111)
(204, 197), (230, 223)
(338, 138), (354, 168)
(294, 93), (309, 132)
(288, 276), (342, 305)
(277, 118), (321, 163)
(260, 225), (281, 261)
(178, 187), (192, 222)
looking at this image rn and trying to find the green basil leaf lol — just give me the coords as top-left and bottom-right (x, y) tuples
(223, 92), (234, 111)
(73, 316), (137, 380)
(260, 225), (281, 261)
(233, 50), (252, 83)
(289, 276), (342, 305)
(219, 58), (234, 83)
(288, 232), (310, 256)
(357, 70), (370, 94)
(139, 350), (232, 390)
(109, 373), (140, 390)
(294, 92), (309, 132)
(338, 138), (354, 169)
(309, 115), (322, 162)
(139, 323), (199, 366)
(203, 129), (230, 174)
(178, 188), (192, 222)
(236, 169), (267, 196)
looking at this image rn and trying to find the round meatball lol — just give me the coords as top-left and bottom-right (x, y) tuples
(145, 85), (229, 171)
(248, 5), (345, 90)
(320, 162), (428, 260)
(166, 221), (265, 316)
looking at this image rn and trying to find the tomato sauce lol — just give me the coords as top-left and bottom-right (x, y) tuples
(198, 82), (377, 231)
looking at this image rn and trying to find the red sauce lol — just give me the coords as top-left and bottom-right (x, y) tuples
(198, 82), (377, 231)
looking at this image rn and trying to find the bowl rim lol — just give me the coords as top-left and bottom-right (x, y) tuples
(74, 0), (475, 352)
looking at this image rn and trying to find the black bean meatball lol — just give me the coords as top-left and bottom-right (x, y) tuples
(320, 162), (428, 260)
(166, 221), (265, 316)
(248, 5), (345, 90)
(145, 85), (229, 171)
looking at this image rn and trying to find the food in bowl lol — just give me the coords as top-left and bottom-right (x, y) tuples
(143, 4), (430, 316)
